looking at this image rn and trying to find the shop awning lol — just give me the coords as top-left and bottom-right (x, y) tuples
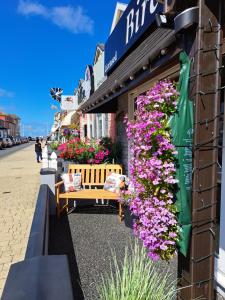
(51, 125), (59, 133)
(61, 111), (79, 127)
(79, 28), (177, 113)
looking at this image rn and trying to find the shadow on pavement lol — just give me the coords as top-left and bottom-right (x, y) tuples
(48, 215), (85, 300)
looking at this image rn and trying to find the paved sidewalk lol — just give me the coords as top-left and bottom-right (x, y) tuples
(0, 144), (41, 296)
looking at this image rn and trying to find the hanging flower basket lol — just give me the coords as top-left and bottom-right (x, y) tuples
(124, 80), (180, 261)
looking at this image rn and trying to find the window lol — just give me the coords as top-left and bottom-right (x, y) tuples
(84, 125), (87, 138)
(99, 118), (102, 138)
(90, 124), (93, 138)
(104, 114), (109, 137)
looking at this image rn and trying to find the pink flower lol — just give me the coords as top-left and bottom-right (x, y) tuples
(123, 80), (179, 261)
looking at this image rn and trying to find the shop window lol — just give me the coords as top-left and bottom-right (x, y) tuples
(84, 125), (87, 138)
(104, 114), (109, 137)
(128, 92), (137, 120)
(94, 115), (97, 138)
(90, 124), (93, 138)
(99, 119), (103, 138)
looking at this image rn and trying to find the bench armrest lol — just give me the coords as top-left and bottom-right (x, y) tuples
(55, 181), (64, 187)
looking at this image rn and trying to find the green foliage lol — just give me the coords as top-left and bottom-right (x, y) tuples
(100, 137), (122, 163)
(98, 240), (176, 300)
(50, 141), (60, 150)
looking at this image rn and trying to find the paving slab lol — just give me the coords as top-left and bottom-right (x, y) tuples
(0, 144), (40, 296)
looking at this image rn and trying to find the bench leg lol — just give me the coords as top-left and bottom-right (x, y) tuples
(66, 198), (69, 213)
(57, 201), (61, 219)
(56, 189), (61, 219)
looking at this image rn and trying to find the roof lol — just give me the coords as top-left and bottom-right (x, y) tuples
(110, 2), (128, 34)
(80, 28), (176, 113)
(93, 44), (105, 65)
(98, 43), (104, 51)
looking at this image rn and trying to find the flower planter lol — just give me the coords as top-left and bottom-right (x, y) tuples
(62, 159), (75, 172)
(124, 205), (137, 229)
(54, 149), (61, 157)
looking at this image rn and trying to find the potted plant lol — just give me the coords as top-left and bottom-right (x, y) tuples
(57, 138), (113, 171)
(98, 240), (176, 300)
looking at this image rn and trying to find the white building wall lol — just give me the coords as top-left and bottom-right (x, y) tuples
(93, 51), (106, 91)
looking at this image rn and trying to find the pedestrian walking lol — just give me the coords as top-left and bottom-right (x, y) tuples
(35, 138), (42, 163)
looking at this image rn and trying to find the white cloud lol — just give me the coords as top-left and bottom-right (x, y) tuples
(51, 104), (58, 110)
(0, 88), (15, 98)
(17, 0), (48, 17)
(51, 6), (93, 34)
(17, 0), (94, 34)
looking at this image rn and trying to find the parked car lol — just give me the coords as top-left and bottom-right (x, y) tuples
(15, 138), (21, 145)
(20, 136), (28, 143)
(2, 138), (9, 147)
(0, 138), (3, 149)
(6, 138), (13, 147)
(3, 138), (8, 148)
(9, 137), (16, 146)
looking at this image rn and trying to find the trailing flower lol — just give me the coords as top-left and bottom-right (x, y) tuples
(125, 80), (180, 261)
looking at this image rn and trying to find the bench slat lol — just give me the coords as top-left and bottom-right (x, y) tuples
(96, 168), (100, 183)
(59, 189), (119, 200)
(67, 164), (123, 186)
(100, 168), (105, 185)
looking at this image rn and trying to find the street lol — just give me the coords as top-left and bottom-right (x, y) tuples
(0, 142), (34, 159)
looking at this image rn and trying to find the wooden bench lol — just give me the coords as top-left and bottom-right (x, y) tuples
(55, 164), (124, 220)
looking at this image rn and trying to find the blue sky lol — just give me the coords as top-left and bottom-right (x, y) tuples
(0, 0), (126, 136)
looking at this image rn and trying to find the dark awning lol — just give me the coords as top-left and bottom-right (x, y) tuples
(80, 28), (176, 113)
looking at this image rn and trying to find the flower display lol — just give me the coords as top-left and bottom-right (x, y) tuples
(63, 128), (71, 137)
(57, 137), (113, 164)
(124, 80), (180, 261)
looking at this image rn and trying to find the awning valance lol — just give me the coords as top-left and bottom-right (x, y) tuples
(79, 28), (176, 113)
(61, 111), (79, 127)
(51, 125), (59, 133)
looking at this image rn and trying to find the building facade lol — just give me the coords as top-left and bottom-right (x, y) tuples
(0, 112), (21, 137)
(77, 61), (116, 141)
(79, 1), (225, 299)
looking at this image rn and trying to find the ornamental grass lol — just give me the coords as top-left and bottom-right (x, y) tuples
(98, 240), (176, 300)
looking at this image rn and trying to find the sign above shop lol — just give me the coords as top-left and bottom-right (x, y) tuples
(61, 95), (78, 111)
(105, 0), (163, 74)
